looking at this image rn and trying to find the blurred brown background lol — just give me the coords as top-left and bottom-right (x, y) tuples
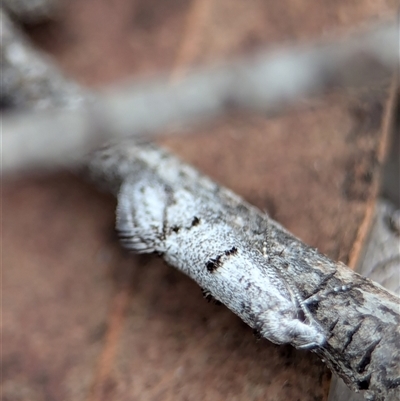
(3, 0), (397, 400)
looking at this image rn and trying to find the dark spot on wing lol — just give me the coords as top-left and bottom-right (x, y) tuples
(191, 216), (200, 226)
(206, 247), (238, 272)
(171, 225), (180, 233)
(206, 256), (222, 272)
(224, 246), (238, 256)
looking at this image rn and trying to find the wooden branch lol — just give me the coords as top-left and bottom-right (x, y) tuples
(328, 199), (400, 401)
(87, 141), (400, 401)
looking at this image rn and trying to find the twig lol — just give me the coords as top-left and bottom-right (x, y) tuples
(0, 9), (87, 110)
(2, 0), (59, 23)
(2, 21), (398, 174)
(87, 141), (400, 401)
(327, 199), (400, 401)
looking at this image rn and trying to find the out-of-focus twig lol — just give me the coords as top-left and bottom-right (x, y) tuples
(2, 20), (398, 174)
(0, 9), (87, 110)
(2, 0), (58, 23)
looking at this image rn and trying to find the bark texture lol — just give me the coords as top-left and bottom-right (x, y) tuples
(88, 141), (400, 401)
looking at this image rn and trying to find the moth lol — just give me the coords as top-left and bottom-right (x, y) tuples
(89, 141), (326, 350)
